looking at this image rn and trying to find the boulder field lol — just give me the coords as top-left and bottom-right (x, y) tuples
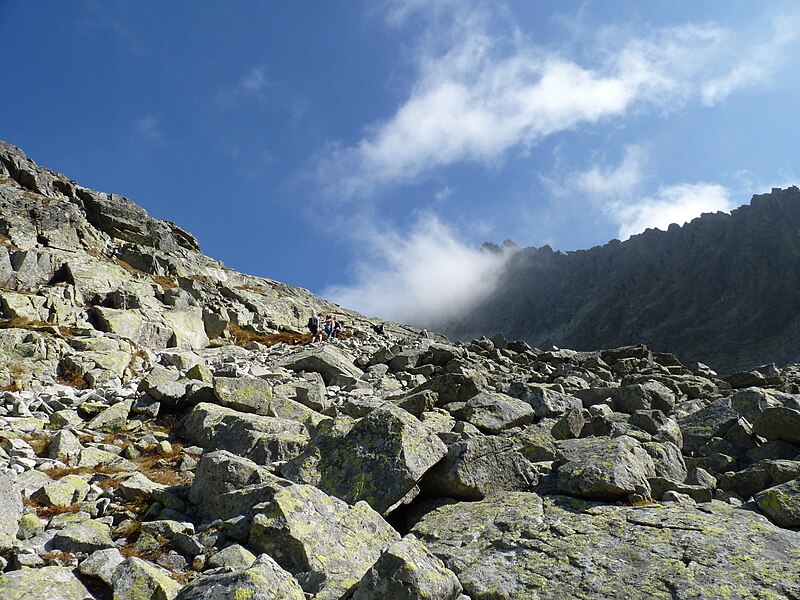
(1, 140), (799, 599)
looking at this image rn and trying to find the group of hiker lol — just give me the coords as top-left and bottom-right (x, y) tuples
(307, 313), (344, 343)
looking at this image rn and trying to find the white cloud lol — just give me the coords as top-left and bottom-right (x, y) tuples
(574, 145), (647, 198)
(435, 186), (454, 201)
(317, 5), (800, 200)
(701, 13), (800, 105)
(610, 183), (733, 240)
(134, 115), (164, 142)
(241, 66), (267, 91)
(321, 214), (514, 325)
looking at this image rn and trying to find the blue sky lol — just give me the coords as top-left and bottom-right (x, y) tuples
(2, 1), (799, 325)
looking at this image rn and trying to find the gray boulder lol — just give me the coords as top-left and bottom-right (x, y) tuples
(462, 391), (535, 434)
(283, 404), (446, 514)
(422, 436), (538, 500)
(556, 435), (655, 500)
(188, 450), (290, 521)
(507, 382), (582, 417)
(181, 402), (308, 465)
(79, 548), (125, 587)
(112, 557), (181, 599)
(752, 406), (800, 446)
(0, 566), (92, 600)
(213, 375), (272, 415)
(249, 483), (400, 599)
(754, 477), (800, 528)
(276, 344), (363, 385)
(351, 536), (463, 600)
(52, 519), (114, 554)
(411, 492), (800, 600)
(175, 554), (304, 600)
(0, 472), (22, 552)
(678, 398), (739, 453)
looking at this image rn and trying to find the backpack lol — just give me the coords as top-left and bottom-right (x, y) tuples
(307, 316), (318, 330)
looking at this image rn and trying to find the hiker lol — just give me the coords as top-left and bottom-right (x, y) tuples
(307, 313), (322, 343)
(333, 317), (344, 338)
(420, 328), (430, 338)
(323, 315), (335, 341)
(372, 322), (385, 335)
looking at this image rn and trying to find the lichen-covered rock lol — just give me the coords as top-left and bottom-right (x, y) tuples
(351, 535), (463, 600)
(678, 398), (739, 453)
(206, 544), (257, 570)
(556, 435), (655, 500)
(112, 557), (181, 600)
(0, 566), (92, 600)
(213, 375), (272, 415)
(86, 398), (132, 432)
(422, 436), (538, 500)
(283, 404), (446, 514)
(411, 493), (800, 600)
(52, 519), (114, 554)
(181, 402), (308, 465)
(753, 406), (800, 446)
(275, 344), (364, 385)
(79, 547), (125, 587)
(462, 391), (535, 434)
(755, 477), (800, 528)
(249, 483), (400, 599)
(0, 472), (23, 552)
(507, 382), (582, 417)
(175, 553), (304, 600)
(188, 449), (290, 520)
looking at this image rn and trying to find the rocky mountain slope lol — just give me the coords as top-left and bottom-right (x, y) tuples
(439, 187), (800, 374)
(1, 140), (799, 599)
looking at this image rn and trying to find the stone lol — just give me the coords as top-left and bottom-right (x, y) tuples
(86, 399), (132, 432)
(0, 472), (22, 552)
(556, 435), (655, 500)
(351, 535), (463, 600)
(181, 402), (308, 465)
(78, 547), (125, 587)
(275, 344), (364, 385)
(411, 493), (800, 600)
(422, 436), (538, 500)
(112, 556), (182, 600)
(678, 398), (739, 453)
(175, 554), (304, 600)
(161, 307), (209, 350)
(188, 449), (289, 521)
(52, 519), (114, 553)
(207, 544), (257, 570)
(754, 477), (800, 528)
(462, 391), (535, 434)
(283, 404), (447, 514)
(139, 365), (188, 404)
(213, 375), (273, 415)
(550, 406), (585, 440)
(752, 406), (800, 445)
(0, 566), (91, 600)
(507, 382), (582, 417)
(249, 483), (399, 599)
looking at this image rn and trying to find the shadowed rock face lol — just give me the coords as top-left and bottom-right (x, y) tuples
(2, 139), (800, 600)
(439, 186), (800, 374)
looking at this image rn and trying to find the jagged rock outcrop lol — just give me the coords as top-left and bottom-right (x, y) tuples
(439, 186), (800, 374)
(1, 140), (799, 599)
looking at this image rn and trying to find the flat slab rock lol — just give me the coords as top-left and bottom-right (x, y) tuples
(411, 492), (800, 600)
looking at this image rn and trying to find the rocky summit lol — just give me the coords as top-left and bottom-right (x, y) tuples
(0, 139), (799, 600)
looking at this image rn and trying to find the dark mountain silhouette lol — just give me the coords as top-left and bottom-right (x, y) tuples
(439, 186), (800, 374)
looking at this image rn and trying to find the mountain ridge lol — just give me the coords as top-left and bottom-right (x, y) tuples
(440, 186), (800, 374)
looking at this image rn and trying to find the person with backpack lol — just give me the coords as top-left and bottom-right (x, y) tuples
(307, 313), (322, 343)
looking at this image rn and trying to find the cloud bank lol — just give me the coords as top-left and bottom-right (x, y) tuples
(322, 215), (514, 325)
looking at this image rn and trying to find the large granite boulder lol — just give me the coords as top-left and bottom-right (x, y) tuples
(411, 493), (800, 599)
(181, 402), (309, 465)
(175, 554), (304, 600)
(556, 435), (655, 500)
(276, 344), (364, 385)
(112, 557), (182, 600)
(351, 536), (463, 600)
(462, 391), (535, 434)
(0, 566), (91, 600)
(754, 477), (800, 528)
(249, 483), (400, 599)
(283, 404), (446, 514)
(422, 436), (539, 500)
